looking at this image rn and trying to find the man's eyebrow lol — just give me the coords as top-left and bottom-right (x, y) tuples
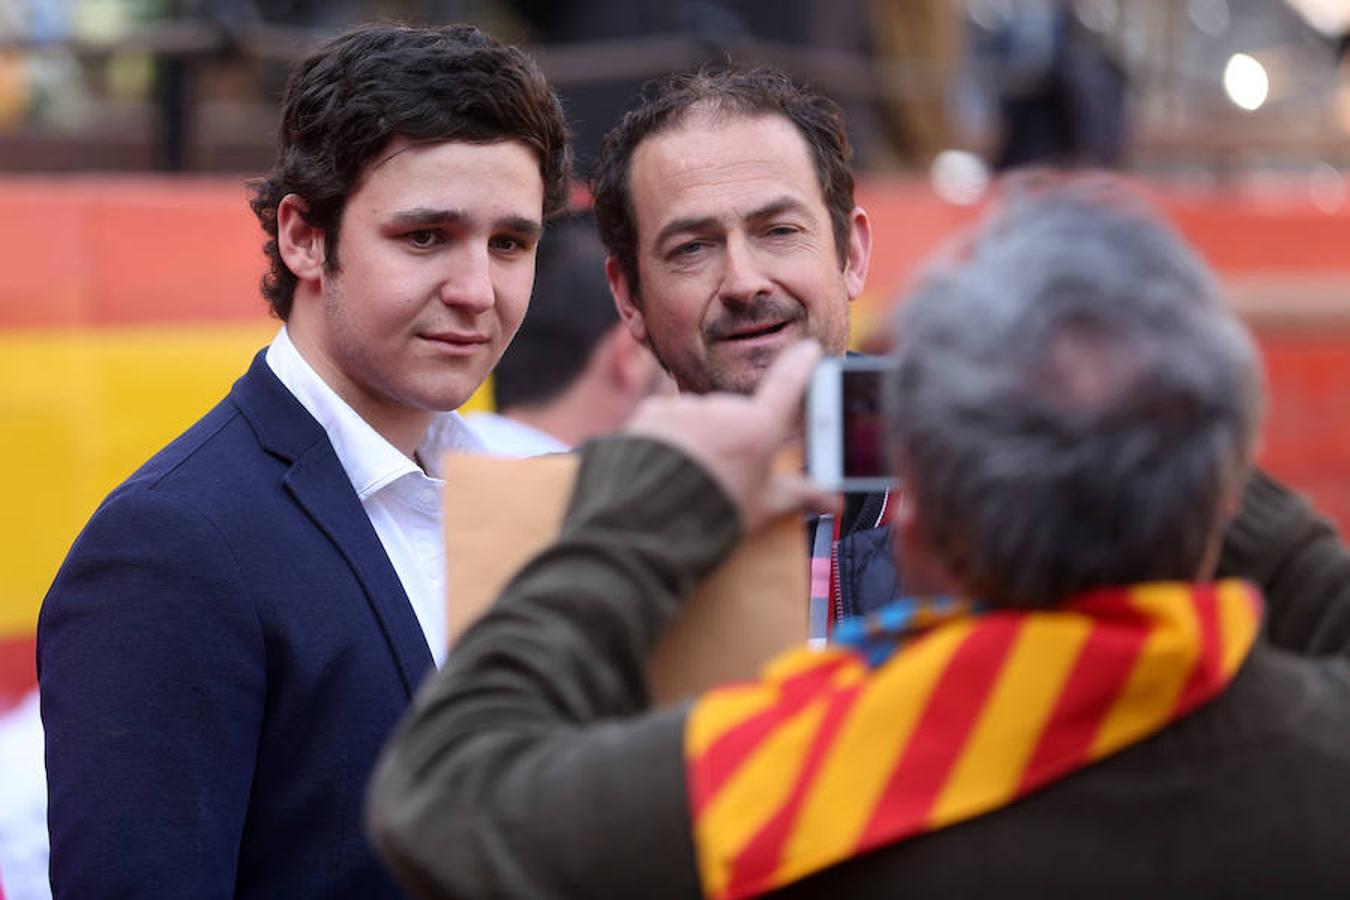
(388, 207), (464, 228)
(386, 208), (543, 238)
(496, 215), (543, 239)
(746, 196), (811, 222)
(653, 214), (719, 249)
(651, 196), (812, 248)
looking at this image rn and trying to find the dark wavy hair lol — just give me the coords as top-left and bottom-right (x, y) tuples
(249, 23), (571, 319)
(591, 66), (855, 301)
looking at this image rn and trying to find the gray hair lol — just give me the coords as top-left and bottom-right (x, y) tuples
(888, 177), (1263, 608)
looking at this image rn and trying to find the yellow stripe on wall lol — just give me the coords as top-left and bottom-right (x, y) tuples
(0, 323), (492, 637)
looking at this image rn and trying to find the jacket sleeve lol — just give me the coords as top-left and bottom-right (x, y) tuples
(367, 436), (743, 899)
(1217, 468), (1350, 656)
(38, 488), (265, 899)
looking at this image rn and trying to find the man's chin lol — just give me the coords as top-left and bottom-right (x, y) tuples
(704, 361), (773, 396)
(419, 381), (483, 413)
(711, 338), (808, 394)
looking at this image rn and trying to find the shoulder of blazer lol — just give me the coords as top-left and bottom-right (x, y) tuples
(229, 348), (332, 464)
(226, 349), (437, 692)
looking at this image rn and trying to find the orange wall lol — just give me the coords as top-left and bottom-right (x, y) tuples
(2, 175), (1348, 704)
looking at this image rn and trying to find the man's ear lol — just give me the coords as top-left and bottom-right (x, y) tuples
(890, 486), (919, 569)
(597, 323), (635, 390)
(890, 482), (962, 598)
(843, 206), (873, 302)
(605, 323), (665, 395)
(606, 256), (649, 347)
(276, 194), (326, 285)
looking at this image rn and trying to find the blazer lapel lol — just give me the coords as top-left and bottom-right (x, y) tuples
(233, 351), (435, 696)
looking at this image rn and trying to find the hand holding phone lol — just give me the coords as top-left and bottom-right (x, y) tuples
(806, 356), (898, 493)
(628, 341), (836, 531)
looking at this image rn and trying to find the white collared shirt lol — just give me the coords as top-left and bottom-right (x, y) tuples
(266, 326), (483, 667)
(464, 411), (570, 458)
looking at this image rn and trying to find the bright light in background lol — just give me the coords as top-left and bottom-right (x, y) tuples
(930, 150), (990, 206)
(1224, 53), (1270, 111)
(1285, 0), (1350, 36)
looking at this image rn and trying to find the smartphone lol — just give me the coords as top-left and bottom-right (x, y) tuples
(806, 356), (897, 493)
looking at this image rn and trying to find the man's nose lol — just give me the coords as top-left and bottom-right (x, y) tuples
(439, 244), (495, 314)
(717, 236), (774, 306)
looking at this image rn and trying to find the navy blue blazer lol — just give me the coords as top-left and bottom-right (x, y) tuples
(38, 350), (431, 898)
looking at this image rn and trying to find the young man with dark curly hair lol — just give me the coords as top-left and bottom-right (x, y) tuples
(38, 23), (568, 898)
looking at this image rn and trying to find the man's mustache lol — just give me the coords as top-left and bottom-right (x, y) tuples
(703, 298), (803, 341)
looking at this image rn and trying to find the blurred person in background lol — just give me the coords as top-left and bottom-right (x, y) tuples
(972, 0), (1127, 171)
(505, 0), (896, 175)
(466, 211), (670, 456)
(368, 177), (1350, 899)
(37, 22), (568, 898)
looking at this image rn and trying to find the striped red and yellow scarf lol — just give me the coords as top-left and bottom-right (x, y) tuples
(685, 580), (1263, 899)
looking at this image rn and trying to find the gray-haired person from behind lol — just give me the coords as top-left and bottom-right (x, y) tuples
(887, 176), (1263, 608)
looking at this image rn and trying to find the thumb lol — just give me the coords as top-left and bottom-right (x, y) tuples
(752, 340), (823, 437)
(759, 471), (841, 525)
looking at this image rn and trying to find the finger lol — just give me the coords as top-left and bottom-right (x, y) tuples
(762, 472), (841, 522)
(753, 340), (823, 426)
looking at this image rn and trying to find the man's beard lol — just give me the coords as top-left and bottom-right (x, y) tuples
(687, 297), (808, 395)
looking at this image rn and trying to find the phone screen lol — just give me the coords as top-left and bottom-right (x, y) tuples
(807, 357), (896, 492)
(841, 368), (888, 480)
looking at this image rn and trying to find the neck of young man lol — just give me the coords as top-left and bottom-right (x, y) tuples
(368, 408), (437, 462)
(329, 383), (436, 462)
(288, 328), (436, 461)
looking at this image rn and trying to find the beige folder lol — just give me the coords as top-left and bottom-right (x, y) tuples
(442, 452), (808, 705)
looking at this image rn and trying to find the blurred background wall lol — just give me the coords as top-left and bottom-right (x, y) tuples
(2, 0), (1350, 706)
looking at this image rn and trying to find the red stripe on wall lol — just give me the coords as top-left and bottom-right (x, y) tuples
(6, 177), (1350, 330)
(0, 634), (36, 712)
(0, 177), (265, 328)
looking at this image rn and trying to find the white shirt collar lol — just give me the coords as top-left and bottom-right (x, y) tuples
(265, 326), (484, 498)
(464, 411), (571, 458)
